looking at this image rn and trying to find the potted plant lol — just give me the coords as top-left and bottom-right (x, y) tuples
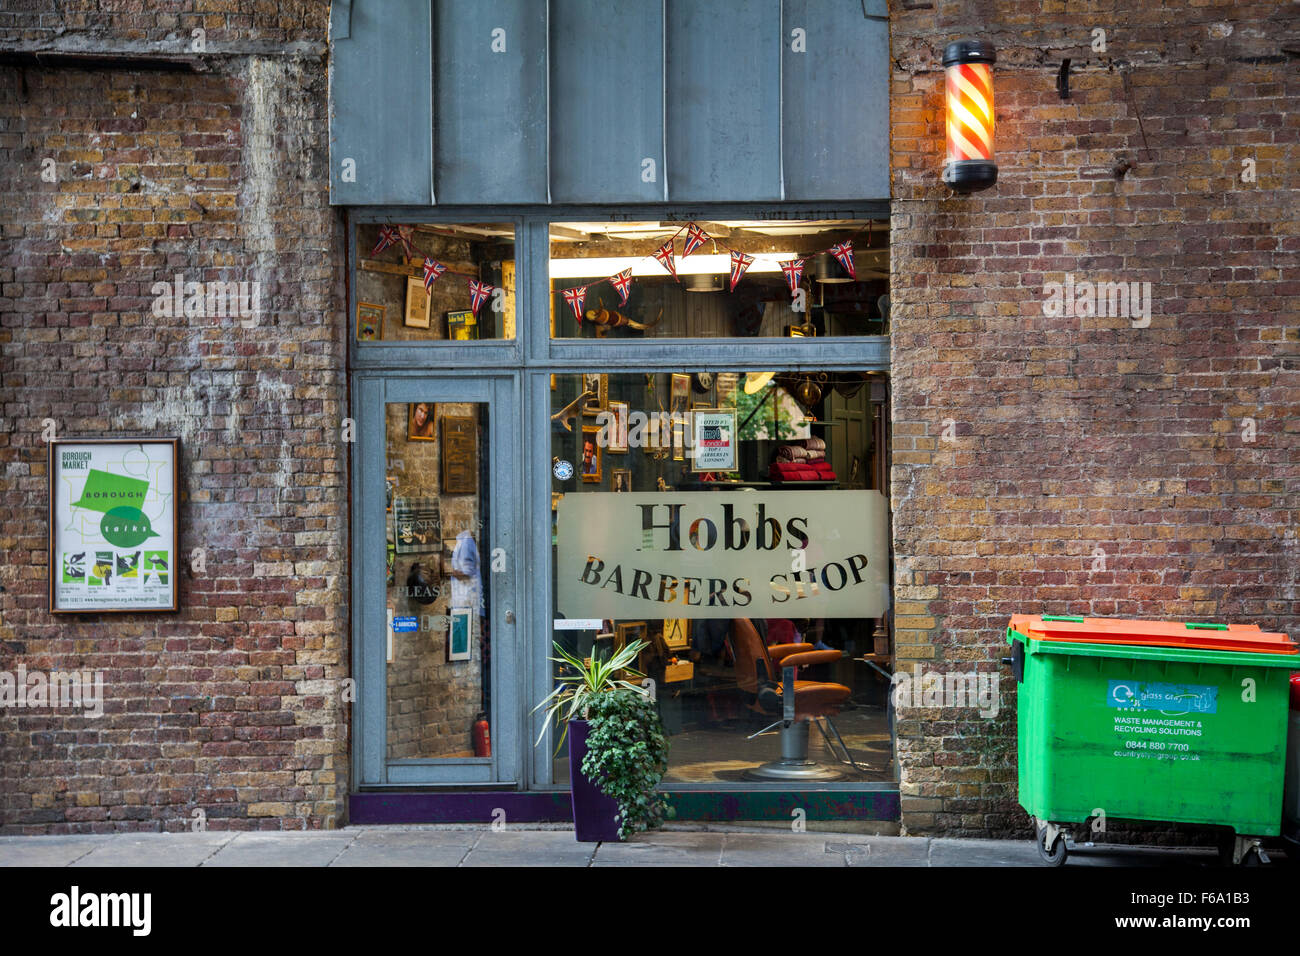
(535, 639), (673, 842)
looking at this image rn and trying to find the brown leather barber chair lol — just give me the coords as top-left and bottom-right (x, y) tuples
(730, 618), (863, 781)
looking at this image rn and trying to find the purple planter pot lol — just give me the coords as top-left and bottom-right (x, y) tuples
(568, 719), (622, 843)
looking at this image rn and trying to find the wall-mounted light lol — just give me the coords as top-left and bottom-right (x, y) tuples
(942, 39), (997, 193)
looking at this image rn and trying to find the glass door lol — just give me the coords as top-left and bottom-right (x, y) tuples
(354, 374), (520, 786)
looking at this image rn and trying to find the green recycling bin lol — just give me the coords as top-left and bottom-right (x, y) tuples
(1008, 614), (1299, 865)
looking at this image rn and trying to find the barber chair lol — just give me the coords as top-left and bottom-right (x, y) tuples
(730, 618), (864, 781)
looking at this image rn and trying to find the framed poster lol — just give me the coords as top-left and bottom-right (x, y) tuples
(671, 414), (687, 462)
(607, 401), (629, 453)
(716, 372), (739, 408)
(440, 415), (478, 494)
(690, 409), (737, 472)
(447, 608), (473, 661)
(669, 373), (691, 413)
(356, 301), (384, 341)
(408, 401), (435, 441)
(582, 373), (607, 416)
(580, 425), (602, 482)
(611, 468), (631, 492)
(404, 276), (431, 328)
(49, 437), (180, 614)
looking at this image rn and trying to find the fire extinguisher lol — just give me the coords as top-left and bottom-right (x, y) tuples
(472, 712), (491, 757)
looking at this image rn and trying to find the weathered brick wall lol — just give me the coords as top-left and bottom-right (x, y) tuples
(0, 2), (345, 832)
(889, 1), (1299, 835)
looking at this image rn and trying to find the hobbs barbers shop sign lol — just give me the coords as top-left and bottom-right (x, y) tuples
(558, 491), (889, 619)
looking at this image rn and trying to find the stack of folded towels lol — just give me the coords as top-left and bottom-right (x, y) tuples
(769, 436), (837, 483)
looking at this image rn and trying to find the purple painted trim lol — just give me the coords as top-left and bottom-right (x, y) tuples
(349, 791), (573, 825)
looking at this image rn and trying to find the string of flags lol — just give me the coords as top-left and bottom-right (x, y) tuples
(367, 220), (871, 322)
(552, 221), (872, 324)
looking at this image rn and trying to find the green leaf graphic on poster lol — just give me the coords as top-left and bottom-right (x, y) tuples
(100, 506), (158, 548)
(73, 469), (149, 514)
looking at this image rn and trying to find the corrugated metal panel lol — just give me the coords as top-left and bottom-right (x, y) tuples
(781, 0), (889, 200)
(665, 0), (783, 201)
(329, 0), (432, 205)
(433, 0), (549, 204)
(549, 0), (665, 203)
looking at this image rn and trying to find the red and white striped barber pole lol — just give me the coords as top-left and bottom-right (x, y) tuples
(942, 40), (997, 193)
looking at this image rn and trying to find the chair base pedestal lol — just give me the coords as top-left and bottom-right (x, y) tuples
(743, 719), (844, 781)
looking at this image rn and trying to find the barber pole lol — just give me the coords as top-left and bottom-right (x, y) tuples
(942, 40), (997, 193)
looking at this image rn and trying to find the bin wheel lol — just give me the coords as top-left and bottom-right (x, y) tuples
(1035, 823), (1068, 867)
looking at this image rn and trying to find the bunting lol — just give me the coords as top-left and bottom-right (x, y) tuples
(728, 250), (755, 291)
(422, 256), (446, 292)
(561, 285), (587, 323)
(609, 268), (634, 306)
(396, 225), (417, 258)
(653, 240), (679, 282)
(780, 258), (805, 298)
(468, 280), (495, 315)
(371, 225), (400, 258)
(828, 240), (856, 280)
(682, 222), (710, 258)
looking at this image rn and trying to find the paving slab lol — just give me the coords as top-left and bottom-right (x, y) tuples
(928, 837), (1043, 867)
(834, 835), (931, 867)
(592, 831), (725, 867)
(201, 831), (358, 868)
(459, 829), (596, 867)
(70, 832), (236, 867)
(331, 829), (481, 867)
(0, 835), (115, 867)
(719, 832), (848, 866)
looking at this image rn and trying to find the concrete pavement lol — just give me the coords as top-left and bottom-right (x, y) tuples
(0, 826), (1287, 867)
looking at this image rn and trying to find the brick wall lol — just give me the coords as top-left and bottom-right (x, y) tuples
(889, 1), (1299, 835)
(0, 2), (345, 831)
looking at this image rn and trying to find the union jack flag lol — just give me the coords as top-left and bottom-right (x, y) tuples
(828, 241), (856, 280)
(653, 241), (679, 282)
(561, 285), (587, 324)
(609, 268), (633, 306)
(468, 279), (495, 315)
(780, 258), (805, 297)
(422, 257), (446, 292)
(728, 250), (755, 291)
(682, 223), (710, 258)
(371, 225), (400, 257)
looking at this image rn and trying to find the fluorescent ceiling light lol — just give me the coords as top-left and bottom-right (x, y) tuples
(549, 252), (798, 280)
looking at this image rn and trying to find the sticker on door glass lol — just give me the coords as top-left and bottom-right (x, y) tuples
(1107, 680), (1218, 715)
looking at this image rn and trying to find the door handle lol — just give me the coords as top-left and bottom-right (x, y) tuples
(505, 610), (515, 625)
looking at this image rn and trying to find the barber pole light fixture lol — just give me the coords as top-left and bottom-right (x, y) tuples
(942, 40), (997, 193)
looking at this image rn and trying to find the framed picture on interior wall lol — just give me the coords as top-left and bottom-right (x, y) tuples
(446, 309), (477, 340)
(356, 301), (385, 341)
(671, 414), (687, 462)
(48, 436), (181, 614)
(441, 415), (478, 494)
(669, 373), (690, 413)
(689, 409), (736, 472)
(408, 402), (435, 441)
(716, 372), (739, 408)
(447, 608), (472, 662)
(404, 275), (432, 329)
(614, 620), (648, 674)
(611, 468), (631, 492)
(607, 401), (629, 453)
(580, 425), (602, 482)
(661, 618), (690, 653)
(582, 373), (607, 416)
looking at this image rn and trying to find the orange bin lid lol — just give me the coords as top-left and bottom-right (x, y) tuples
(1009, 614), (1297, 655)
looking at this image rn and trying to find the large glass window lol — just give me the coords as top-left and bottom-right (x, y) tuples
(355, 222), (516, 342)
(549, 220), (888, 339)
(548, 370), (893, 784)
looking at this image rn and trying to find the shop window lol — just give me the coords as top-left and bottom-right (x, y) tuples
(548, 371), (893, 784)
(549, 220), (888, 340)
(385, 400), (491, 760)
(355, 223), (516, 342)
